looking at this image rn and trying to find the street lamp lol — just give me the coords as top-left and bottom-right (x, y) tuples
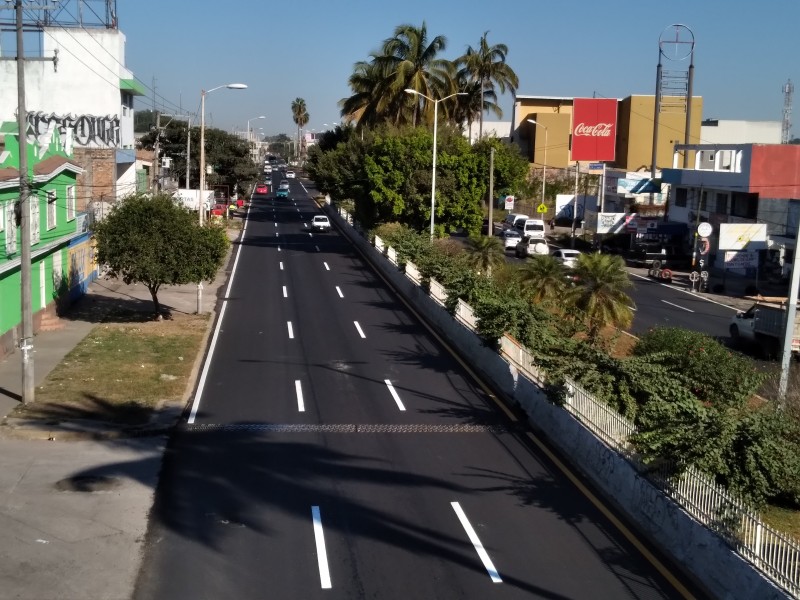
(197, 82), (246, 314)
(404, 89), (466, 238)
(247, 115), (265, 144)
(527, 119), (548, 206)
(199, 83), (247, 226)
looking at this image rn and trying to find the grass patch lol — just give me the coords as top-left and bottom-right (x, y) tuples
(762, 505), (800, 542)
(11, 313), (209, 425)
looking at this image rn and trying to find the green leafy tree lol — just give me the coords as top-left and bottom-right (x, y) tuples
(456, 31), (519, 137)
(568, 252), (633, 345)
(471, 137), (530, 204)
(92, 194), (229, 315)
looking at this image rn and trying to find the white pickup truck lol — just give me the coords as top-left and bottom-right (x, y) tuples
(729, 297), (800, 359)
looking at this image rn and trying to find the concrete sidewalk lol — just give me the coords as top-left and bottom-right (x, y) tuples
(0, 223), (239, 600)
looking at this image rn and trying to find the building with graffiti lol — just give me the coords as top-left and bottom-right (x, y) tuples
(0, 0), (146, 220)
(0, 122), (95, 359)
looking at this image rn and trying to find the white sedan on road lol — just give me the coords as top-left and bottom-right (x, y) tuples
(499, 229), (522, 251)
(286, 170), (296, 179)
(552, 249), (581, 268)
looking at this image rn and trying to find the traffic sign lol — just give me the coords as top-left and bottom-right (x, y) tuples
(503, 195), (515, 210)
(697, 222), (712, 238)
(688, 271), (700, 282)
(536, 203), (548, 214)
(700, 270), (709, 280)
(588, 162), (604, 171)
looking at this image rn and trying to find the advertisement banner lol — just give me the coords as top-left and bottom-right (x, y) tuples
(555, 194), (598, 222)
(571, 98), (618, 162)
(718, 223), (767, 250)
(596, 212), (628, 234)
(724, 250), (759, 270)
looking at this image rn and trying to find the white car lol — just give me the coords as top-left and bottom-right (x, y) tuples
(311, 215), (331, 231)
(285, 170), (296, 179)
(552, 249), (581, 268)
(499, 229), (522, 250)
(515, 236), (549, 258)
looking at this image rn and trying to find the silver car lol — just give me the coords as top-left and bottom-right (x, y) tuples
(552, 249), (581, 268)
(499, 229), (522, 251)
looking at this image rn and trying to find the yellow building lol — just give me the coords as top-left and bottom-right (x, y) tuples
(510, 94), (703, 172)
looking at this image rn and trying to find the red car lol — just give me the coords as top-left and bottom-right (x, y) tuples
(255, 184), (268, 195)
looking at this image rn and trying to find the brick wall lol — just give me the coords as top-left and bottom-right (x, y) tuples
(73, 148), (115, 212)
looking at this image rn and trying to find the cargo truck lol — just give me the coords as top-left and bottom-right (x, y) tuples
(729, 296), (800, 359)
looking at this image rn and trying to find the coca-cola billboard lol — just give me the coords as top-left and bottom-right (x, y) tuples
(571, 98), (618, 162)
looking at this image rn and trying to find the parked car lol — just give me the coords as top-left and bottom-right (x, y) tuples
(515, 236), (550, 258)
(552, 248), (581, 268)
(286, 170), (296, 179)
(311, 215), (331, 232)
(499, 229), (522, 250)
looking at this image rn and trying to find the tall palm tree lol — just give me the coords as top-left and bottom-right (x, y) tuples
(453, 77), (500, 141)
(457, 31), (519, 138)
(373, 22), (455, 126)
(518, 254), (567, 306)
(339, 60), (388, 127)
(568, 253), (633, 345)
(464, 235), (505, 276)
(291, 98), (308, 159)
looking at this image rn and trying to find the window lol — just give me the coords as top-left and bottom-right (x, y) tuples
(732, 193), (758, 219)
(714, 193), (729, 215)
(4, 201), (15, 254)
(674, 187), (687, 207)
(66, 185), (76, 221)
(46, 190), (57, 230)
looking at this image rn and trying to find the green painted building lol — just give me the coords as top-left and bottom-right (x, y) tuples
(0, 122), (95, 359)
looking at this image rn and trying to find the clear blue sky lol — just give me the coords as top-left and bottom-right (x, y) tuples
(121, 0), (800, 138)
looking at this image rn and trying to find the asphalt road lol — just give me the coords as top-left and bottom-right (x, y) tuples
(626, 272), (738, 338)
(134, 173), (699, 599)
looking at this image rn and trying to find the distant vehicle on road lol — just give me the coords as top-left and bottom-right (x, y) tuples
(499, 229), (522, 250)
(503, 213), (529, 231)
(552, 248), (581, 268)
(263, 164), (272, 174)
(255, 184), (268, 195)
(515, 236), (549, 258)
(311, 215), (331, 232)
(519, 218), (546, 237)
(276, 182), (290, 199)
(730, 297), (800, 359)
(286, 170), (296, 179)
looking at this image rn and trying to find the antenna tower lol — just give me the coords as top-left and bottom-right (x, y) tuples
(782, 79), (794, 144)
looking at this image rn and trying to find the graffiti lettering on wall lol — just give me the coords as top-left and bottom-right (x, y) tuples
(27, 111), (120, 150)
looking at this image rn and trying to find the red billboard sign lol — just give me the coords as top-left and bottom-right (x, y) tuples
(571, 98), (618, 162)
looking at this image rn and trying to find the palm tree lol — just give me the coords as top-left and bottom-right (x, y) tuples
(568, 253), (633, 345)
(453, 77), (501, 141)
(457, 31), (519, 138)
(339, 60), (388, 127)
(518, 254), (567, 305)
(291, 98), (308, 159)
(464, 235), (505, 276)
(373, 22), (455, 126)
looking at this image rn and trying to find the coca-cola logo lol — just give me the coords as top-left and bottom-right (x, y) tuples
(574, 122), (613, 137)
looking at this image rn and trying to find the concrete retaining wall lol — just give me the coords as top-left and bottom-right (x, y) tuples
(325, 206), (788, 599)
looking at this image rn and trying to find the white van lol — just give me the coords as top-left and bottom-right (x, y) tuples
(503, 213), (529, 231)
(519, 218), (546, 237)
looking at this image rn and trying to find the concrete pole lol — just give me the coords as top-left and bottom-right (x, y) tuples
(430, 99), (439, 239)
(571, 162), (580, 249)
(487, 147), (494, 236)
(15, 0), (34, 404)
(199, 90), (206, 227)
(186, 117), (191, 188)
(778, 244), (800, 406)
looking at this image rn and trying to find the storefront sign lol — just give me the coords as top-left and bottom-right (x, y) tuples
(724, 250), (759, 270)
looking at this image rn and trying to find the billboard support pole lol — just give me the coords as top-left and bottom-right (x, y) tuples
(571, 162), (579, 249)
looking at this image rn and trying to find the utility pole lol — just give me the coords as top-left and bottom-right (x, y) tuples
(152, 111), (161, 193)
(487, 147), (495, 236)
(2, 0), (59, 404)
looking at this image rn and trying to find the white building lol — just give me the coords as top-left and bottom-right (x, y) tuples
(700, 119), (782, 145)
(0, 16), (146, 212)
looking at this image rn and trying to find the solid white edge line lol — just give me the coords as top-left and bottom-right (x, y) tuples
(287, 321), (294, 339)
(451, 502), (502, 583)
(311, 506), (332, 589)
(189, 204), (251, 423)
(384, 379), (406, 411)
(336, 286), (343, 298)
(661, 299), (695, 313)
(301, 182), (309, 194)
(295, 380), (305, 412)
(354, 321), (366, 338)
(283, 286), (288, 298)
(188, 301), (228, 424)
(324, 262), (330, 271)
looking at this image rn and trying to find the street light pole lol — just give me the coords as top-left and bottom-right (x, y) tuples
(404, 89), (466, 238)
(197, 83), (247, 313)
(527, 119), (548, 207)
